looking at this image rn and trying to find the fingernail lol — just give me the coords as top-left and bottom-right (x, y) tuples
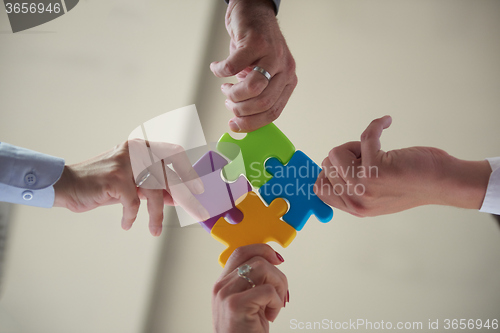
(275, 251), (285, 262)
(193, 178), (205, 195)
(229, 120), (240, 132)
(152, 226), (162, 237)
(287, 289), (290, 303)
(121, 219), (131, 231)
(198, 206), (211, 221)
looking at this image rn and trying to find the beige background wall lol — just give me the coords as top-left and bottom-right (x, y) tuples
(1, 1), (499, 332)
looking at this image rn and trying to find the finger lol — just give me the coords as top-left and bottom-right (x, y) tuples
(321, 157), (349, 203)
(222, 244), (284, 278)
(218, 257), (288, 307)
(164, 164), (210, 221)
(221, 59), (283, 103)
(119, 182), (141, 231)
(314, 170), (348, 211)
(148, 142), (204, 195)
(235, 67), (253, 82)
(229, 79), (296, 132)
(224, 72), (288, 117)
(138, 187), (174, 206)
(163, 190), (175, 206)
(233, 284), (284, 322)
(319, 158), (368, 218)
(360, 115), (392, 166)
(139, 161), (167, 190)
(327, 141), (362, 181)
(127, 138), (153, 183)
(246, 256), (288, 297)
(139, 188), (164, 237)
(210, 47), (260, 78)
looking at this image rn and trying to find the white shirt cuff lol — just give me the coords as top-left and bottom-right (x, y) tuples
(479, 157), (500, 215)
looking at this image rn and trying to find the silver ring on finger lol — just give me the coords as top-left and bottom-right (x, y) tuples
(238, 264), (256, 288)
(135, 169), (151, 187)
(253, 66), (272, 81)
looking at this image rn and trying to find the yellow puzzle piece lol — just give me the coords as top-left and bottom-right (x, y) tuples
(211, 191), (297, 267)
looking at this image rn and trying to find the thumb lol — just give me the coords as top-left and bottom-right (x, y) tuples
(360, 116), (392, 165)
(221, 244), (283, 277)
(210, 48), (258, 78)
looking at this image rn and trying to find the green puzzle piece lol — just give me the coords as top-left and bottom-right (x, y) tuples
(216, 123), (295, 188)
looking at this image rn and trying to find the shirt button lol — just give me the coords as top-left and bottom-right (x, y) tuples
(25, 172), (37, 186)
(22, 190), (34, 201)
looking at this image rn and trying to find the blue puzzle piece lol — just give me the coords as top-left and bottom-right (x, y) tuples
(259, 150), (333, 231)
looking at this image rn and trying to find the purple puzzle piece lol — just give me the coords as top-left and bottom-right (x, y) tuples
(193, 151), (252, 232)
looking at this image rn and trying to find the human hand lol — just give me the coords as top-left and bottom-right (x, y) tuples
(212, 244), (289, 333)
(314, 116), (492, 217)
(211, 0), (297, 132)
(53, 140), (208, 236)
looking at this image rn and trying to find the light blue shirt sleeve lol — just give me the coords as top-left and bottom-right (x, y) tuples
(224, 0), (280, 14)
(0, 142), (65, 208)
(479, 157), (500, 215)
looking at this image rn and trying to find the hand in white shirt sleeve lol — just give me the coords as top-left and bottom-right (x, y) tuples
(479, 157), (500, 215)
(0, 142), (65, 208)
(0, 141), (207, 237)
(314, 116), (494, 217)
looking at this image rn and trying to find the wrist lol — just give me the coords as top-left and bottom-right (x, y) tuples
(226, 0), (277, 21)
(53, 165), (76, 209)
(433, 155), (491, 209)
(227, 0), (277, 15)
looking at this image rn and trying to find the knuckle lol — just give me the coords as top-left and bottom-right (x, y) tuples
(117, 150), (131, 165)
(169, 144), (186, 157)
(360, 129), (371, 142)
(129, 197), (141, 209)
(222, 61), (235, 75)
(346, 198), (368, 216)
(247, 80), (265, 96)
(286, 56), (297, 75)
(259, 284), (275, 295)
(225, 294), (242, 312)
(250, 255), (268, 268)
(108, 165), (126, 182)
(257, 96), (273, 111)
(229, 246), (246, 262)
(290, 73), (298, 87)
(268, 103), (282, 120)
(127, 138), (143, 147)
(328, 148), (343, 163)
(361, 120), (379, 140)
(321, 157), (331, 170)
(212, 279), (225, 297)
(231, 105), (243, 117)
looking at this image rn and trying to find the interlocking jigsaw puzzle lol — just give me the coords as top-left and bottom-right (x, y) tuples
(188, 122), (334, 266)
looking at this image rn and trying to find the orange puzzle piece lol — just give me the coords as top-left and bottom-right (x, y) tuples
(211, 191), (297, 267)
